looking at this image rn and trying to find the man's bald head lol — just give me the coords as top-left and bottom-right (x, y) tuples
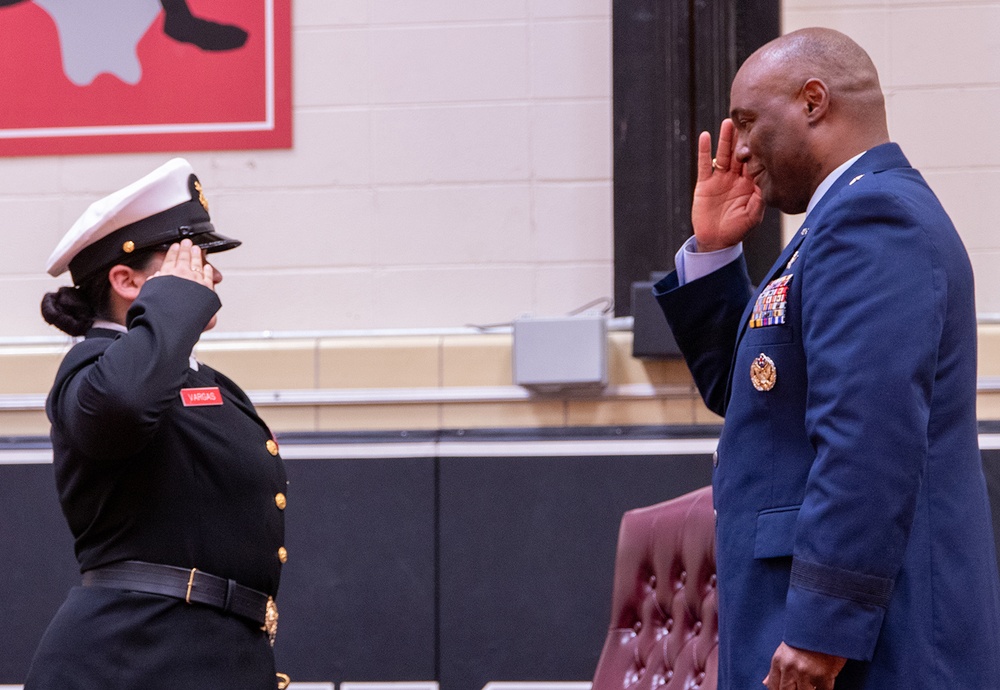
(728, 28), (890, 214)
(745, 27), (887, 129)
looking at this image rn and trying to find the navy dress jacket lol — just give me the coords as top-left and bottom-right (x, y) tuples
(25, 276), (288, 690)
(655, 143), (1000, 688)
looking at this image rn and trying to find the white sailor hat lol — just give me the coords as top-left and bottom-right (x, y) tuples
(46, 158), (240, 284)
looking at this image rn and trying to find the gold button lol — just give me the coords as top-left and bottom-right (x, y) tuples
(122, 240), (135, 253)
(266, 439), (279, 456)
(278, 546), (288, 563)
(275, 493), (286, 510)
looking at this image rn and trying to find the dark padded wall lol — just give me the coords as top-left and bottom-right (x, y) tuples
(0, 455), (439, 685)
(3, 440), (999, 689)
(273, 456), (437, 681)
(0, 464), (78, 682)
(437, 454), (713, 690)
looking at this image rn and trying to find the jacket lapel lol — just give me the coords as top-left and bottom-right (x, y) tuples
(721, 143), (912, 409)
(731, 226), (809, 352)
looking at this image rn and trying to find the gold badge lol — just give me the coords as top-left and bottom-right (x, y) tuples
(194, 179), (209, 212)
(262, 596), (279, 647)
(276, 673), (291, 690)
(750, 353), (777, 392)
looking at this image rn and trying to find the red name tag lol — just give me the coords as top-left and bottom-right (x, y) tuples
(180, 387), (224, 407)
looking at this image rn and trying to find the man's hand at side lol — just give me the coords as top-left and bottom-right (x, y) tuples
(763, 642), (847, 690)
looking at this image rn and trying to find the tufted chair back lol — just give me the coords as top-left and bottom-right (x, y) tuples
(591, 486), (718, 690)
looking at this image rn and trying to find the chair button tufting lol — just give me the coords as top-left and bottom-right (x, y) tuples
(709, 574), (717, 587)
(693, 621), (702, 634)
(680, 570), (687, 584)
(666, 618), (673, 632)
(649, 575), (657, 589)
(633, 621), (642, 633)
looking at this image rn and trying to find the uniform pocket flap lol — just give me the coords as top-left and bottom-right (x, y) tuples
(754, 505), (801, 558)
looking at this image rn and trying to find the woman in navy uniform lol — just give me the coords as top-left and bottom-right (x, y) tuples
(26, 159), (289, 689)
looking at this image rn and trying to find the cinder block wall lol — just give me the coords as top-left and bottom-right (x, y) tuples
(2, 326), (998, 434)
(1, 1), (996, 331)
(0, 0), (997, 431)
(0, 0), (613, 337)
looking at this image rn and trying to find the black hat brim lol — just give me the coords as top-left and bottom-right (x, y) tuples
(182, 223), (242, 254)
(69, 216), (241, 285)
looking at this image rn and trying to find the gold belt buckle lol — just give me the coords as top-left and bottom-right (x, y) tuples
(262, 596), (279, 647)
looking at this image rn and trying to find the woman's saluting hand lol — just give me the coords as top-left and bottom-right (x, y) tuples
(152, 239), (217, 291)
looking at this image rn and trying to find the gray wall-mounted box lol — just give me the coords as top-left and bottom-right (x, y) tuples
(512, 315), (607, 391)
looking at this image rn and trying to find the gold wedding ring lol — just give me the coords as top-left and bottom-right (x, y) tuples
(712, 158), (726, 171)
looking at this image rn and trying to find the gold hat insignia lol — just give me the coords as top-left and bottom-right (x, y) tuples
(193, 180), (209, 212)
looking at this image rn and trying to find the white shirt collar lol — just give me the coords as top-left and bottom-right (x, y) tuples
(805, 151), (866, 217)
(90, 319), (199, 371)
(91, 319), (126, 333)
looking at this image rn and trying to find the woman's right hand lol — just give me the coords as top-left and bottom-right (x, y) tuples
(152, 239), (216, 291)
(690, 118), (765, 252)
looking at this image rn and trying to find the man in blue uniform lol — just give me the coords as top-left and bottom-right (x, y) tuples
(655, 27), (1000, 689)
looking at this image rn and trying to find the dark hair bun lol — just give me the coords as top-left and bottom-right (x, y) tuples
(41, 286), (95, 337)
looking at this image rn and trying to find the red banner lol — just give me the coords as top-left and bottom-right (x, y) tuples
(0, 0), (290, 156)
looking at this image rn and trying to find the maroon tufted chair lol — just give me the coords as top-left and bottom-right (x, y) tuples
(591, 486), (718, 690)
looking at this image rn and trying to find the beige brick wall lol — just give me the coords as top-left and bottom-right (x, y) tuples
(4, 1), (996, 331)
(2, 324), (997, 435)
(1, 0), (612, 337)
(0, 1), (997, 430)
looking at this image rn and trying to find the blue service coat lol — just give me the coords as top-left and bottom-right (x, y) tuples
(655, 143), (1000, 688)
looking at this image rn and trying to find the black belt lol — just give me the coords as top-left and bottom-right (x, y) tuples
(82, 561), (274, 632)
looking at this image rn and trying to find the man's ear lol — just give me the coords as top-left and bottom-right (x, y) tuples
(107, 264), (145, 303)
(802, 78), (829, 123)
